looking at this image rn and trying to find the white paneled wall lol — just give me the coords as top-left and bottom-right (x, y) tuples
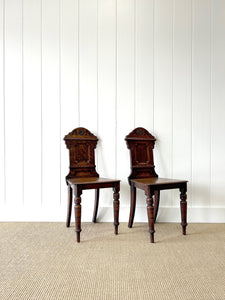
(4, 0), (23, 213)
(172, 0), (192, 206)
(23, 0), (42, 210)
(0, 0), (225, 222)
(211, 0), (225, 210)
(0, 0), (4, 207)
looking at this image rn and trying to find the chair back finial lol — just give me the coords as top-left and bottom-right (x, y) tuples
(64, 127), (99, 179)
(125, 127), (158, 182)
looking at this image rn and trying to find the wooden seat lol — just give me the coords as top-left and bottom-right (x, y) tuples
(64, 127), (120, 242)
(125, 127), (187, 243)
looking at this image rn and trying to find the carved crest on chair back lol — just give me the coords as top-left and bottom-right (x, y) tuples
(125, 127), (158, 182)
(64, 127), (99, 179)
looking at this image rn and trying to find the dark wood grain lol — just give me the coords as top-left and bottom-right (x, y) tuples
(125, 127), (187, 243)
(64, 127), (120, 242)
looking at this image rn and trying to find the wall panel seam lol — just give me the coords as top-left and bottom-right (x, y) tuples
(171, 0), (174, 179)
(40, 0), (43, 206)
(78, 0), (80, 126)
(22, 0), (24, 206)
(134, 0), (136, 128)
(209, 0), (213, 207)
(59, 0), (62, 205)
(3, 0), (6, 205)
(153, 0), (155, 133)
(96, 0), (99, 167)
(190, 0), (193, 207)
(115, 0), (117, 179)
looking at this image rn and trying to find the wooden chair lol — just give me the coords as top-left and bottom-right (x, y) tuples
(64, 127), (120, 242)
(125, 127), (187, 243)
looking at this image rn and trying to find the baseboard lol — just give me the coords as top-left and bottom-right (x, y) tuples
(0, 205), (224, 223)
(117, 206), (225, 223)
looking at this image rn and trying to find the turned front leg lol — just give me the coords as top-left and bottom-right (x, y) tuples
(74, 186), (82, 243)
(113, 183), (120, 235)
(145, 187), (155, 243)
(180, 184), (187, 235)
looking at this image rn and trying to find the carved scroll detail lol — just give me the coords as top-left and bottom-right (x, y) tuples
(64, 127), (97, 140)
(125, 127), (156, 140)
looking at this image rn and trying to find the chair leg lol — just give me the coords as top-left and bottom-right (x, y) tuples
(66, 185), (72, 227)
(74, 186), (82, 243)
(146, 188), (155, 243)
(180, 185), (187, 235)
(154, 190), (160, 222)
(92, 189), (100, 223)
(113, 183), (120, 235)
(128, 184), (136, 228)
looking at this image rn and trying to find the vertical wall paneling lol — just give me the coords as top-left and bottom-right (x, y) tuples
(97, 0), (116, 219)
(117, 0), (135, 210)
(154, 0), (173, 207)
(0, 0), (4, 206)
(135, 0), (154, 130)
(23, 0), (42, 209)
(79, 0), (98, 219)
(211, 0), (225, 209)
(4, 0), (23, 209)
(172, 0), (192, 208)
(192, 0), (211, 207)
(79, 0), (98, 132)
(1, 0), (225, 222)
(60, 0), (79, 211)
(42, 0), (61, 210)
(134, 0), (154, 212)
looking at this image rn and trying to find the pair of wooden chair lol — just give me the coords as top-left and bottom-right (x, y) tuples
(64, 127), (187, 243)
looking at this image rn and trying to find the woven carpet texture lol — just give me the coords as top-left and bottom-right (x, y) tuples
(0, 222), (225, 300)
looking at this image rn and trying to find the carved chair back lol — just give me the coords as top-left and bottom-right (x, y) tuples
(64, 127), (99, 180)
(125, 127), (158, 183)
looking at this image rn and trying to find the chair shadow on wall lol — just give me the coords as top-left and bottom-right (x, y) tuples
(95, 137), (119, 220)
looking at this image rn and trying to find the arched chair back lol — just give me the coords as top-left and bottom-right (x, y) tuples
(64, 127), (120, 242)
(125, 127), (187, 243)
(125, 127), (158, 182)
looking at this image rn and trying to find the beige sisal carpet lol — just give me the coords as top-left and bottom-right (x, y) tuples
(0, 222), (225, 300)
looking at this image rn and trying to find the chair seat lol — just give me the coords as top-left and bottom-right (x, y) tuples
(68, 177), (119, 184)
(130, 177), (187, 190)
(67, 177), (120, 190)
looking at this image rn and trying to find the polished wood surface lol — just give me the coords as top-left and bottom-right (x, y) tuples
(131, 178), (187, 191)
(125, 127), (158, 181)
(68, 177), (120, 185)
(130, 177), (187, 185)
(64, 127), (120, 242)
(126, 127), (187, 243)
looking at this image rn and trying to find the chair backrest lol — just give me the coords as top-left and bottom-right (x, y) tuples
(64, 127), (99, 180)
(125, 127), (158, 182)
